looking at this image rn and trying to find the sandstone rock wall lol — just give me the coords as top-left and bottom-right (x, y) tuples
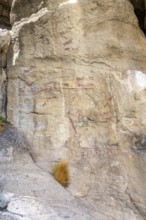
(1, 0), (146, 219)
(8, 0), (146, 158)
(0, 25), (11, 117)
(0, 0), (11, 116)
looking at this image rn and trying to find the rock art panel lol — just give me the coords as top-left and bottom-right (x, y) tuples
(3, 0), (146, 219)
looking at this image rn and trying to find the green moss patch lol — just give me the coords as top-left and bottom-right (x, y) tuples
(0, 116), (10, 125)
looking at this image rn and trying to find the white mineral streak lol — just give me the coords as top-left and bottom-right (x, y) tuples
(135, 70), (146, 88)
(11, 7), (48, 65)
(59, 0), (78, 8)
(125, 70), (146, 92)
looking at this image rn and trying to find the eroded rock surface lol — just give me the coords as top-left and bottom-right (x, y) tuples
(0, 0), (146, 219)
(0, 28), (11, 117)
(0, 0), (11, 29)
(0, 126), (106, 220)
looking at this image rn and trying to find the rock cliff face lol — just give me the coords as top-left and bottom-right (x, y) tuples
(0, 0), (11, 117)
(0, 0), (146, 219)
(0, 0), (11, 29)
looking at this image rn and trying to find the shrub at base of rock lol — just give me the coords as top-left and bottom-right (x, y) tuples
(52, 160), (70, 187)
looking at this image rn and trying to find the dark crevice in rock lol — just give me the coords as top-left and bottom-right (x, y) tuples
(0, 177), (9, 212)
(132, 134), (146, 152)
(130, 0), (146, 35)
(2, 79), (7, 118)
(0, 204), (7, 212)
(0, 57), (9, 118)
(0, 2), (11, 118)
(0, 3), (11, 29)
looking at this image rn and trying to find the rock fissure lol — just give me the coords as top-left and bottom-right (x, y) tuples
(127, 193), (146, 220)
(130, 0), (146, 34)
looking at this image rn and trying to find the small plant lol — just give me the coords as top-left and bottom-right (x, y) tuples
(52, 160), (70, 187)
(0, 116), (11, 132)
(0, 124), (5, 132)
(0, 116), (10, 125)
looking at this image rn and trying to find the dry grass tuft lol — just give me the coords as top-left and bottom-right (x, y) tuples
(52, 160), (70, 187)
